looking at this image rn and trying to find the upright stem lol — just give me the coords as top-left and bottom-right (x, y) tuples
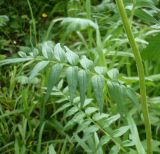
(27, 0), (37, 46)
(115, 1), (152, 154)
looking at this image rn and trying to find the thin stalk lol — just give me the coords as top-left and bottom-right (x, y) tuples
(45, 18), (63, 41)
(96, 28), (106, 67)
(27, 0), (37, 46)
(85, 0), (93, 48)
(115, 0), (152, 154)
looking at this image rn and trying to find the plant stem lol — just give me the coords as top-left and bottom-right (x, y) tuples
(115, 0), (152, 154)
(85, 0), (93, 49)
(27, 0), (37, 46)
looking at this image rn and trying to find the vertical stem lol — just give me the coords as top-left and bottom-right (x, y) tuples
(115, 0), (152, 154)
(27, 0), (37, 46)
(85, 0), (93, 48)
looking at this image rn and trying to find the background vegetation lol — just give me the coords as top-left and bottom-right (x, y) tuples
(0, 0), (160, 153)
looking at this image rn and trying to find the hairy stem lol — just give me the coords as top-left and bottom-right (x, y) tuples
(115, 0), (152, 154)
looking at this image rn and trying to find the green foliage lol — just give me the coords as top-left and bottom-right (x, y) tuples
(141, 33), (160, 61)
(91, 75), (105, 112)
(78, 70), (88, 106)
(0, 15), (9, 27)
(45, 64), (63, 102)
(1, 0), (160, 154)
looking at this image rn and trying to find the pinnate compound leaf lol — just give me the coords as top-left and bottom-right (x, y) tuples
(78, 70), (88, 106)
(141, 33), (160, 61)
(54, 43), (66, 62)
(29, 61), (49, 80)
(66, 66), (78, 102)
(91, 75), (105, 112)
(64, 46), (79, 65)
(45, 64), (63, 102)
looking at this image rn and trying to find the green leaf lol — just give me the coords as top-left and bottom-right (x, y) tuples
(51, 103), (71, 117)
(85, 107), (98, 115)
(141, 33), (160, 61)
(29, 61), (49, 80)
(49, 144), (57, 154)
(0, 15), (9, 26)
(84, 125), (99, 134)
(109, 145), (120, 154)
(76, 121), (92, 133)
(94, 66), (107, 75)
(126, 88), (140, 110)
(64, 112), (85, 131)
(91, 75), (105, 112)
(92, 113), (109, 121)
(113, 126), (130, 137)
(135, 0), (156, 9)
(37, 122), (46, 153)
(134, 9), (157, 24)
(54, 43), (66, 62)
(29, 77), (39, 84)
(71, 112), (85, 123)
(47, 119), (65, 136)
(127, 115), (145, 154)
(66, 66), (78, 102)
(78, 70), (88, 106)
(0, 58), (33, 66)
(64, 46), (79, 65)
(74, 134), (92, 153)
(94, 132), (105, 154)
(96, 135), (110, 151)
(80, 56), (93, 70)
(107, 68), (119, 80)
(42, 41), (54, 59)
(61, 17), (98, 32)
(0, 109), (23, 119)
(18, 51), (27, 58)
(105, 114), (121, 126)
(16, 76), (28, 85)
(45, 64), (63, 102)
(107, 81), (127, 115)
(15, 138), (20, 154)
(64, 106), (79, 118)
